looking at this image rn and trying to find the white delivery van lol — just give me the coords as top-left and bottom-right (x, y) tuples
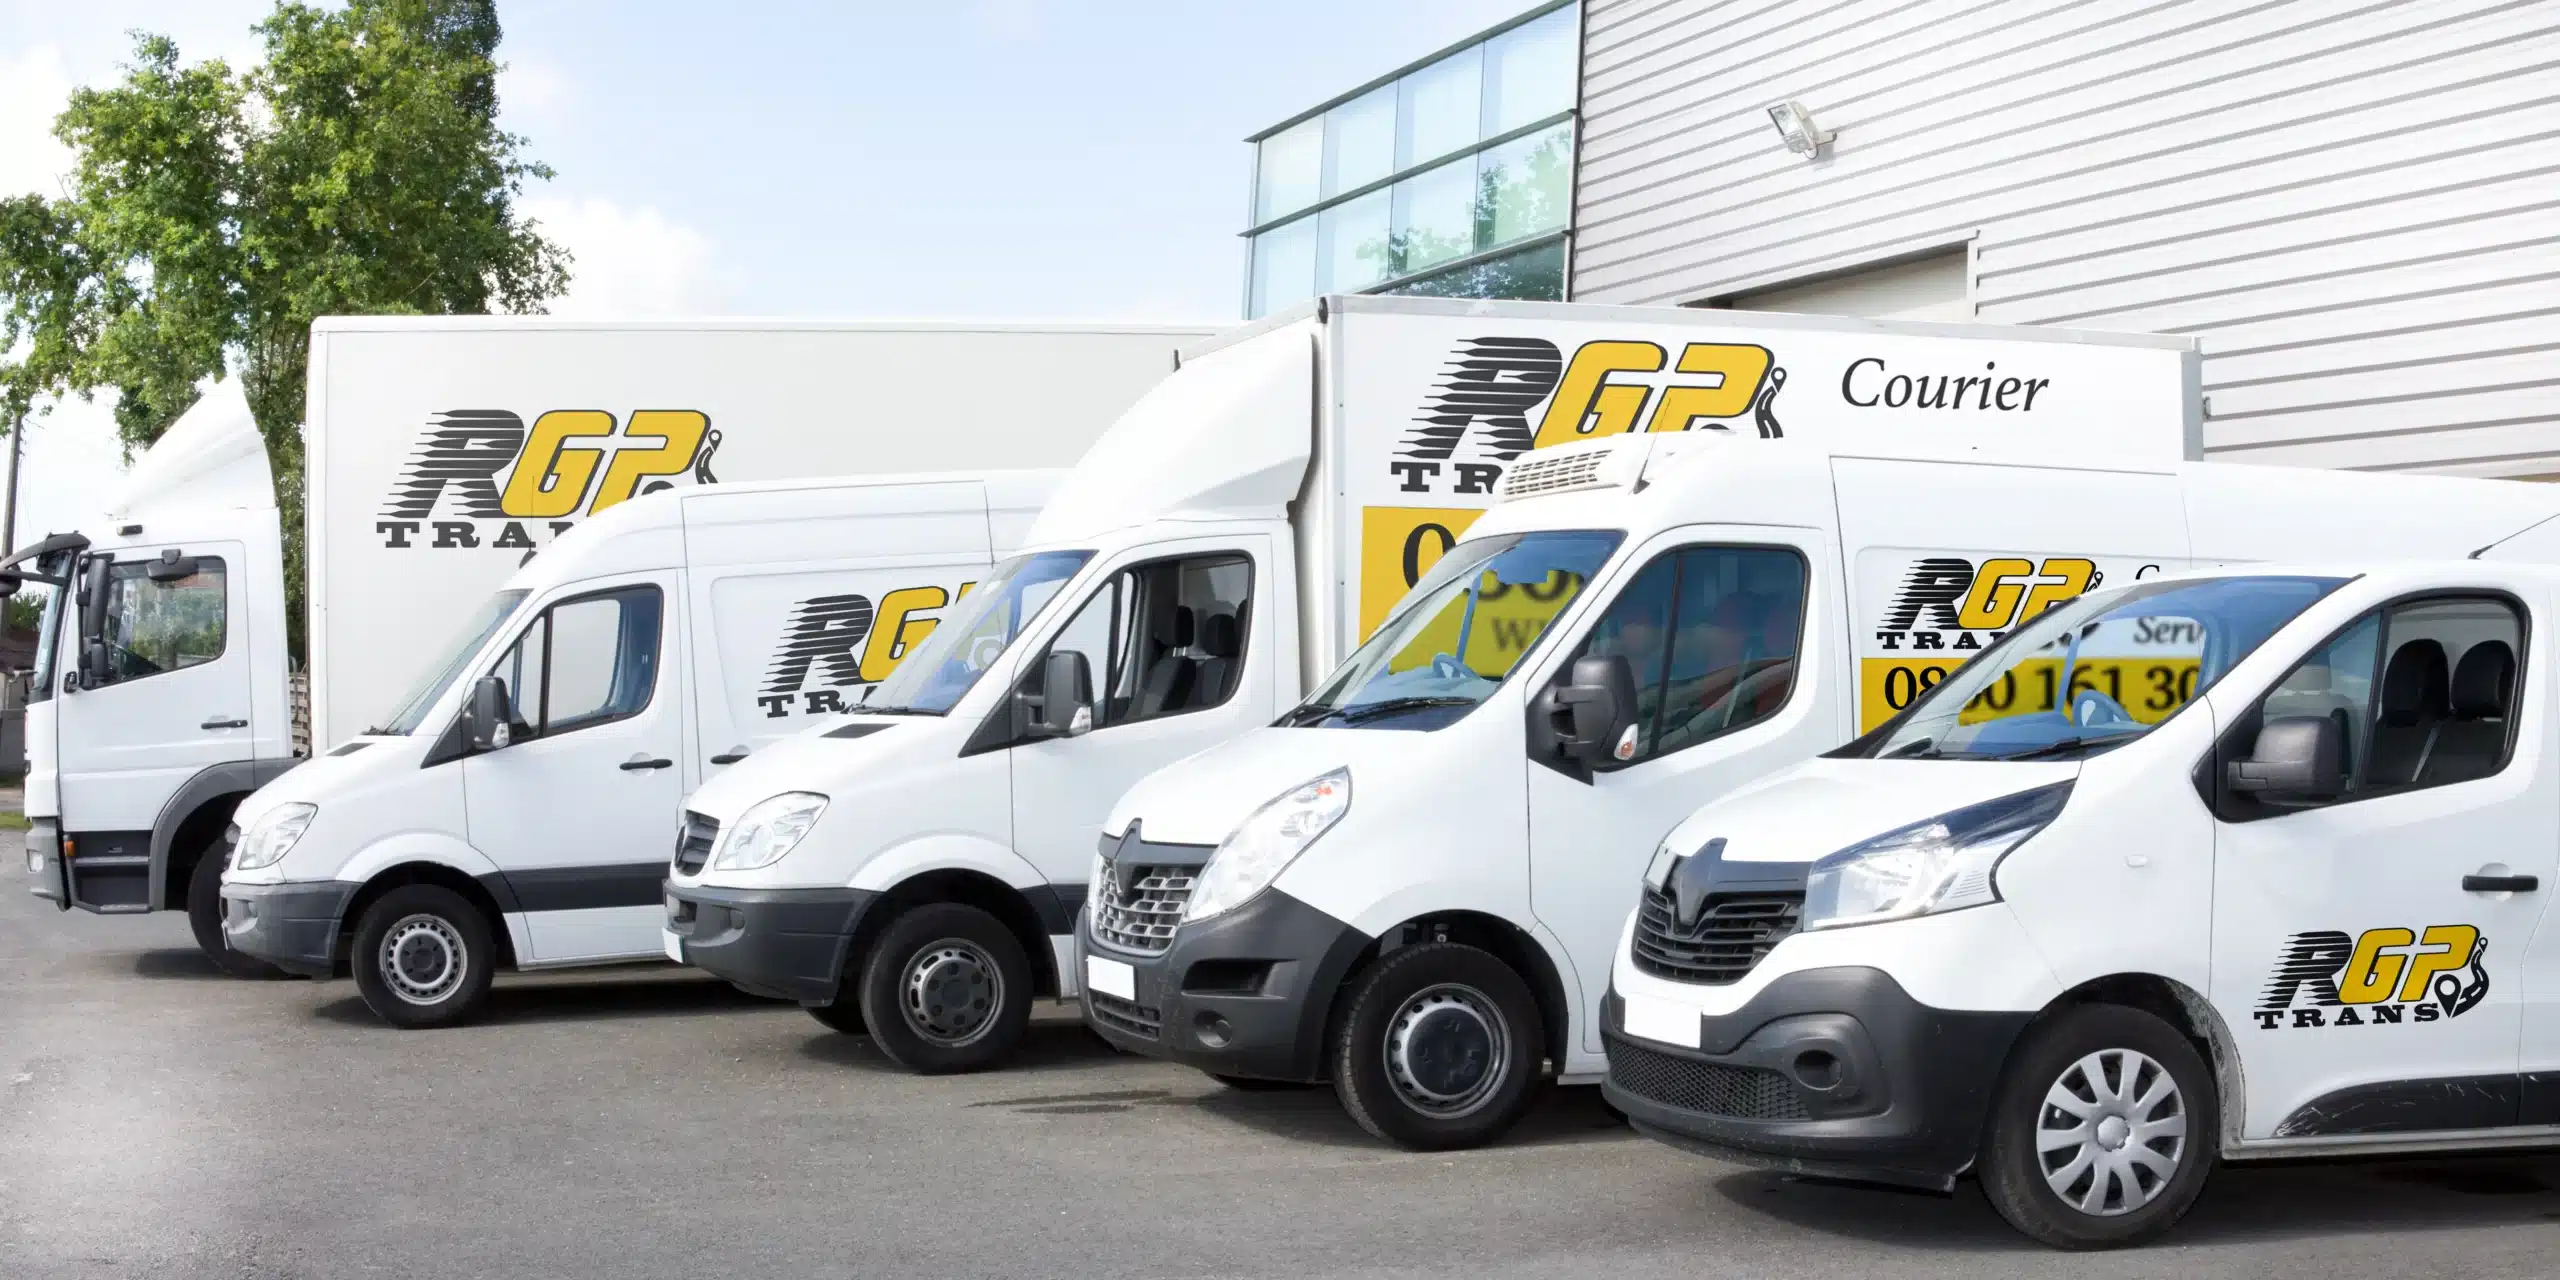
(1089, 431), (2560, 1150)
(215, 472), (1056, 1026)
(666, 294), (2203, 1073)
(19, 320), (1202, 975)
(1605, 560), (2560, 1249)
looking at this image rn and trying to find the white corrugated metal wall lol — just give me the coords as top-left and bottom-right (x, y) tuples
(1570, 0), (2560, 476)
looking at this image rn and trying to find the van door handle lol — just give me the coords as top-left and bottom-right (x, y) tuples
(708, 745), (750, 765)
(619, 755), (674, 772)
(200, 717), (247, 730)
(2463, 874), (2538, 893)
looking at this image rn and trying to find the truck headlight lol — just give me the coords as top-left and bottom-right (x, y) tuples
(232, 803), (318, 872)
(711, 792), (829, 872)
(1183, 769), (1349, 923)
(1802, 781), (2072, 931)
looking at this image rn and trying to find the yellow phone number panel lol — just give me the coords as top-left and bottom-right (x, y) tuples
(1858, 657), (2204, 733)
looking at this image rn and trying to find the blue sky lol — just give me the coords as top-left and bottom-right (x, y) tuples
(0, 0), (1537, 534)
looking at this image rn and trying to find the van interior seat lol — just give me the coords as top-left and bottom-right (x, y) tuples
(1194, 611), (1241, 706)
(1136, 606), (1197, 718)
(2367, 638), (2449, 787)
(2423, 640), (2516, 785)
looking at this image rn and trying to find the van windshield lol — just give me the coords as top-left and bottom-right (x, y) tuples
(377, 589), (530, 735)
(1858, 574), (2347, 762)
(1284, 531), (1624, 730)
(862, 550), (1093, 716)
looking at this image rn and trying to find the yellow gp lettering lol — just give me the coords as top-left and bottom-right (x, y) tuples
(1532, 341), (1665, 449)
(1955, 557), (2098, 630)
(499, 410), (615, 519)
(2337, 927), (2416, 1004)
(591, 410), (711, 514)
(2397, 924), (2481, 1003)
(1647, 344), (1775, 432)
(860, 586), (952, 683)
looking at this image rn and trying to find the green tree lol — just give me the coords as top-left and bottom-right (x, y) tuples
(0, 0), (567, 658)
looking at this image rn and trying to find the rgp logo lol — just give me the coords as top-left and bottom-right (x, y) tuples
(758, 584), (967, 718)
(378, 409), (721, 550)
(1392, 337), (1784, 498)
(1876, 556), (2103, 653)
(2256, 926), (2490, 1030)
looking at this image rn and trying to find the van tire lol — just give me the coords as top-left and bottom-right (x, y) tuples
(349, 885), (497, 1029)
(1331, 942), (1542, 1151)
(185, 839), (287, 980)
(1978, 1004), (2218, 1250)
(855, 903), (1031, 1073)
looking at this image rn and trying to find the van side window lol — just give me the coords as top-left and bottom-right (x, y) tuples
(488, 586), (663, 739)
(2228, 595), (2522, 816)
(1563, 545), (1807, 766)
(88, 557), (228, 687)
(1040, 553), (1253, 732)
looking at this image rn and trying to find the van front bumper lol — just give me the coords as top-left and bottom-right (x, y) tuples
(1602, 966), (2031, 1192)
(1078, 888), (1369, 1083)
(665, 882), (876, 1005)
(220, 880), (358, 978)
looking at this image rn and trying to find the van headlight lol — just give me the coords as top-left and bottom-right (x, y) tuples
(1802, 782), (2072, 931)
(1182, 769), (1350, 923)
(231, 803), (317, 871)
(711, 793), (829, 872)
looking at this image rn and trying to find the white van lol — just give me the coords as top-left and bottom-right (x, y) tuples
(665, 296), (2202, 1073)
(215, 472), (1055, 1026)
(1087, 432), (2560, 1150)
(1606, 560), (2560, 1249)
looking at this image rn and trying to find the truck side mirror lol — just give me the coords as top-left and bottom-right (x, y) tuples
(2227, 714), (2342, 801)
(1019, 650), (1093, 739)
(144, 550), (201, 583)
(465, 675), (514, 751)
(1551, 654), (1642, 767)
(0, 569), (19, 598)
(77, 555), (113, 685)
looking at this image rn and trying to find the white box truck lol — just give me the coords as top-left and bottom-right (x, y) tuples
(216, 473), (1058, 1025)
(19, 320), (1207, 973)
(1088, 433), (2560, 1150)
(663, 295), (2207, 1073)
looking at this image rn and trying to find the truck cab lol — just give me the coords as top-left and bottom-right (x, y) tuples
(17, 383), (297, 975)
(1605, 561), (2560, 1249)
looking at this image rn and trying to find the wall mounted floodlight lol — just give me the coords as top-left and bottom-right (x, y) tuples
(1766, 101), (1834, 157)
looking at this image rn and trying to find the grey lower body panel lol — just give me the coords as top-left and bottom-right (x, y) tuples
(666, 882), (877, 1005)
(222, 880), (360, 978)
(25, 819), (65, 908)
(1077, 888), (1370, 1083)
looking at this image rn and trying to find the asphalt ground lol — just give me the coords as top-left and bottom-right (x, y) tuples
(4, 884), (2559, 1279)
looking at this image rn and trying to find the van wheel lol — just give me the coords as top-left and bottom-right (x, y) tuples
(1331, 942), (1542, 1151)
(1979, 1004), (2218, 1250)
(349, 885), (497, 1029)
(185, 839), (287, 979)
(855, 903), (1031, 1073)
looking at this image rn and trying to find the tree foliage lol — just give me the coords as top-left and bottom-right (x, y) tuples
(0, 0), (567, 658)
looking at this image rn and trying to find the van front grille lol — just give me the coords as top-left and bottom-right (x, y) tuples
(1630, 888), (1801, 985)
(1092, 864), (1194, 954)
(1087, 991), (1162, 1040)
(1606, 1033), (1809, 1121)
(673, 811), (719, 876)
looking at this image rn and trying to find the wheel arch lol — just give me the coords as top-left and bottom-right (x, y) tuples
(341, 860), (521, 977)
(1356, 909), (1575, 1078)
(858, 868), (1064, 998)
(2033, 971), (2246, 1151)
(150, 757), (298, 910)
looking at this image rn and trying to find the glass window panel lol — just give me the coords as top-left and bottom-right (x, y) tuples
(1482, 122), (1573, 247)
(1248, 216), (1318, 318)
(93, 557), (227, 685)
(1255, 118), (1323, 223)
(1319, 188), (1394, 293)
(1379, 239), (1566, 303)
(1653, 549), (1807, 755)
(1323, 85), (1397, 199)
(1391, 154), (1480, 276)
(1397, 46), (1483, 169)
(1483, 7), (1577, 135)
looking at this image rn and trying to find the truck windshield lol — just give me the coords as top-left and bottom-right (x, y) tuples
(1287, 531), (1624, 730)
(378, 589), (531, 735)
(21, 552), (69, 705)
(1858, 573), (2347, 762)
(862, 549), (1094, 716)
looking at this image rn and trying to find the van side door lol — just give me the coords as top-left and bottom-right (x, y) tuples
(2207, 586), (2554, 1140)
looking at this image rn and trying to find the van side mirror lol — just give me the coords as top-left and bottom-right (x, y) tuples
(145, 550), (201, 582)
(1552, 654), (1641, 767)
(2228, 714), (2342, 801)
(465, 675), (514, 751)
(1019, 650), (1093, 739)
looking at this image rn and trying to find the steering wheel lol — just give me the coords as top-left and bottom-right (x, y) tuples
(2071, 687), (2134, 729)
(967, 634), (1007, 668)
(1430, 653), (1472, 681)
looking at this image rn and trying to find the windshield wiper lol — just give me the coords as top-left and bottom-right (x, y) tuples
(359, 725), (393, 736)
(1331, 696), (1480, 725)
(1988, 734), (2138, 762)
(852, 704), (939, 717)
(1879, 737), (1940, 760)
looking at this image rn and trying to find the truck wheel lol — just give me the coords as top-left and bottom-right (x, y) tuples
(184, 840), (286, 980)
(854, 903), (1031, 1073)
(349, 885), (497, 1029)
(1331, 942), (1542, 1151)
(1978, 1004), (2218, 1250)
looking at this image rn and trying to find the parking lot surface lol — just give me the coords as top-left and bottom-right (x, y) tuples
(4, 886), (2558, 1279)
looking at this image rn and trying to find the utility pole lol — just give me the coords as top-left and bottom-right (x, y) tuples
(1, 402), (20, 557)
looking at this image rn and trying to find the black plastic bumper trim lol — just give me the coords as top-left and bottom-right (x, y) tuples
(666, 882), (876, 1005)
(1078, 887), (1368, 1082)
(220, 880), (360, 978)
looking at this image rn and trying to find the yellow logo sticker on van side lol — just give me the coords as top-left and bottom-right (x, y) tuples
(1357, 506), (1486, 639)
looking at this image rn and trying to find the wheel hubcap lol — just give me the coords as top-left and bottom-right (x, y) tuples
(379, 914), (467, 1006)
(1384, 983), (1509, 1119)
(902, 939), (1002, 1047)
(2037, 1047), (2186, 1217)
